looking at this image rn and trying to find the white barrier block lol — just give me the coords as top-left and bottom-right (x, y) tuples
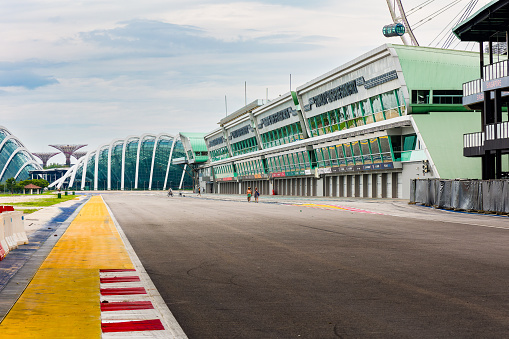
(0, 214), (8, 260)
(12, 211), (28, 245)
(3, 213), (18, 251)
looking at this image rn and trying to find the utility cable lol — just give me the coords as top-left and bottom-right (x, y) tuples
(442, 0), (478, 48)
(406, 0), (436, 16)
(429, 0), (473, 46)
(413, 0), (462, 30)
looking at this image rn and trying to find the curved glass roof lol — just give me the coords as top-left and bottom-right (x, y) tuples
(0, 126), (41, 182)
(56, 133), (193, 190)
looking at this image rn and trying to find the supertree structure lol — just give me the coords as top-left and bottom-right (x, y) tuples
(32, 152), (59, 168)
(72, 151), (88, 161)
(49, 144), (87, 166)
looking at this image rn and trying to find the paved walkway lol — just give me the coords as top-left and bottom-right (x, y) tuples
(0, 196), (185, 338)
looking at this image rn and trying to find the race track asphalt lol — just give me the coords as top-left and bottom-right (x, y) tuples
(104, 193), (509, 339)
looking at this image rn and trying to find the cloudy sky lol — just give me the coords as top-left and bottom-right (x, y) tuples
(0, 0), (491, 164)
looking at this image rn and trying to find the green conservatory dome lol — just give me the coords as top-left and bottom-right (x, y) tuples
(0, 126), (41, 182)
(55, 133), (193, 190)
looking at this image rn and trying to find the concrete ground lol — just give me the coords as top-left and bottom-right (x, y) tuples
(103, 192), (509, 338)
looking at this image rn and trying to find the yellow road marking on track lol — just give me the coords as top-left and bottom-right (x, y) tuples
(0, 196), (133, 338)
(297, 203), (350, 211)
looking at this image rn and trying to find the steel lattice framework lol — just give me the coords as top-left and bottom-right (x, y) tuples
(32, 152), (59, 168)
(49, 144), (87, 166)
(72, 151), (88, 160)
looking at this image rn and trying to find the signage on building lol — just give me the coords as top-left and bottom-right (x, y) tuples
(229, 125), (253, 140)
(269, 163), (394, 178)
(258, 107), (298, 129)
(483, 77), (509, 91)
(304, 70), (398, 112)
(305, 80), (358, 112)
(216, 176), (235, 182)
(363, 70), (398, 89)
(329, 162), (394, 173)
(238, 174), (267, 180)
(208, 136), (225, 148)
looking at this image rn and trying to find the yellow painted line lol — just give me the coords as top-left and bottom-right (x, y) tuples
(0, 196), (133, 338)
(296, 203), (350, 211)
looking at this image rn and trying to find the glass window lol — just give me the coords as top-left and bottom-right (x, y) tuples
(343, 144), (354, 166)
(351, 141), (363, 165)
(361, 100), (371, 115)
(336, 145), (346, 166)
(370, 138), (382, 163)
(360, 140), (372, 164)
(349, 104), (359, 119)
(379, 136), (394, 162)
(432, 90), (463, 104)
(297, 152), (304, 169)
(403, 134), (417, 151)
(381, 91), (398, 109)
(411, 90), (430, 104)
(371, 96), (383, 113)
(322, 114), (330, 132)
(315, 148), (324, 167)
(322, 147), (331, 167)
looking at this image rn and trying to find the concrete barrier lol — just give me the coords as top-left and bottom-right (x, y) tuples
(0, 216), (9, 260)
(2, 212), (18, 251)
(11, 211), (28, 245)
(0, 207), (27, 260)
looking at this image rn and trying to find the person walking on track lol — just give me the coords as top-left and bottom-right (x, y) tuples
(246, 187), (252, 202)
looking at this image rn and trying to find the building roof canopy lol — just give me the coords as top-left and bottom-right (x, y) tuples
(453, 0), (509, 41)
(24, 184), (41, 189)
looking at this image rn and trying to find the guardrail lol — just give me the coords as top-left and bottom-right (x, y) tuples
(463, 131), (484, 148)
(463, 79), (482, 96)
(484, 60), (509, 82)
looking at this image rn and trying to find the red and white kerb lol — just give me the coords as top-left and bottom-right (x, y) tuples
(100, 269), (171, 338)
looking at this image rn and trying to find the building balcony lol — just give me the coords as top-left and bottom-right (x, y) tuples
(483, 59), (509, 86)
(464, 122), (509, 156)
(463, 131), (484, 157)
(462, 60), (509, 106)
(485, 121), (509, 150)
(462, 79), (484, 106)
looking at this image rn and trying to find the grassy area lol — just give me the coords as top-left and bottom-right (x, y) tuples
(0, 191), (74, 197)
(20, 208), (41, 214)
(8, 195), (79, 207)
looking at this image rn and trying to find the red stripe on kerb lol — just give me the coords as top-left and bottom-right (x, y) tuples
(100, 269), (136, 272)
(102, 319), (165, 333)
(101, 301), (154, 312)
(100, 276), (141, 283)
(100, 287), (147, 295)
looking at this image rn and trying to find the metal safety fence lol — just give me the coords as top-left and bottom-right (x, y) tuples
(410, 179), (509, 214)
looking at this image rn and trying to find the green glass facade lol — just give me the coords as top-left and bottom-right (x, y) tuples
(307, 89), (404, 137)
(0, 126), (41, 183)
(65, 134), (192, 191)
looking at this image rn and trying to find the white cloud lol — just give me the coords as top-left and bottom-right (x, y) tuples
(0, 0), (493, 166)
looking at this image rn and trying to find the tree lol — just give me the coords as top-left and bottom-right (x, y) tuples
(31, 179), (50, 188)
(5, 178), (16, 194)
